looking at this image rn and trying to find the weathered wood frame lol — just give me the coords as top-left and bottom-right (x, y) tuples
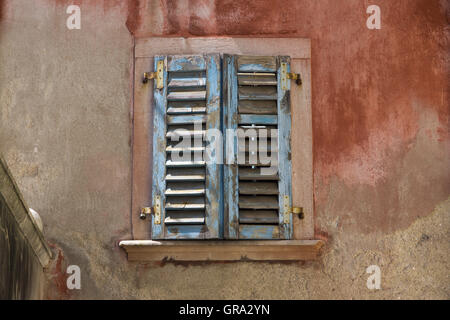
(131, 37), (313, 245)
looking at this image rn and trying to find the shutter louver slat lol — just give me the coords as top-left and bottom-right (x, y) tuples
(237, 73), (277, 86)
(239, 182), (279, 195)
(238, 167), (279, 180)
(167, 55), (206, 71)
(238, 86), (278, 100)
(238, 114), (278, 125)
(239, 196), (279, 209)
(165, 167), (205, 181)
(164, 211), (205, 225)
(165, 181), (206, 196)
(238, 100), (278, 114)
(168, 72), (207, 88)
(167, 101), (207, 114)
(167, 91), (207, 101)
(167, 115), (207, 124)
(165, 160), (206, 167)
(239, 210), (279, 224)
(237, 56), (277, 72)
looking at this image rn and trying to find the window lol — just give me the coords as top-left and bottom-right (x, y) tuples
(122, 37), (319, 261)
(151, 54), (293, 240)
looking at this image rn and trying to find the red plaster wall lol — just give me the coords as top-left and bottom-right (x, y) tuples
(126, 0), (449, 235)
(1, 0), (448, 299)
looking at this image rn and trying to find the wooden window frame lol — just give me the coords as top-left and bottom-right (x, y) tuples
(122, 37), (321, 261)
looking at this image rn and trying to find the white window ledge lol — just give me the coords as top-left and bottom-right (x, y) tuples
(119, 240), (324, 262)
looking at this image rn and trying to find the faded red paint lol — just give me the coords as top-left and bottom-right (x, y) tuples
(45, 243), (71, 300)
(127, 0), (449, 233)
(50, 0), (448, 233)
(313, 227), (329, 242)
(126, 0), (141, 35)
(125, 0), (448, 169)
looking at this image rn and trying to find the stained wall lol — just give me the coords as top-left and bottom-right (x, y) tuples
(0, 0), (448, 299)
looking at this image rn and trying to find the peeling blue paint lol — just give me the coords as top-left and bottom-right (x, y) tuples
(239, 225), (279, 239)
(152, 55), (168, 239)
(238, 114), (278, 125)
(277, 56), (293, 239)
(224, 55), (239, 239)
(204, 54), (222, 239)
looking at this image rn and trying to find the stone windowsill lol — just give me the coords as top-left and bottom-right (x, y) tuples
(119, 240), (324, 262)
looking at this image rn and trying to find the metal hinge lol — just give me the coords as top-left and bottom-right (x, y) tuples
(283, 195), (291, 224)
(153, 195), (161, 224)
(140, 196), (162, 224)
(142, 60), (164, 89)
(281, 62), (302, 90)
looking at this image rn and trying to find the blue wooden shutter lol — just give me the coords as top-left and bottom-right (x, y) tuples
(224, 55), (293, 239)
(152, 54), (222, 239)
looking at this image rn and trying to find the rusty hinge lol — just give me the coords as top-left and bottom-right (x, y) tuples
(153, 195), (161, 224)
(142, 60), (164, 89)
(281, 62), (302, 90)
(283, 195), (291, 224)
(141, 196), (162, 223)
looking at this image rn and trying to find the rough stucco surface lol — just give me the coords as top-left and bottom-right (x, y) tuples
(0, 0), (448, 299)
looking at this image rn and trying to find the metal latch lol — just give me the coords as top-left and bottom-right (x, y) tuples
(283, 196), (304, 224)
(142, 60), (164, 89)
(287, 72), (302, 86)
(140, 207), (152, 220)
(292, 207), (304, 219)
